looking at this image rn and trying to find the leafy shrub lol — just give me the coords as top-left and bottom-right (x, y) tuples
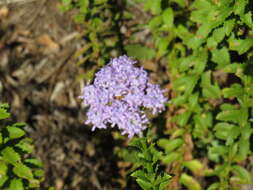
(59, 0), (124, 80)
(137, 0), (253, 189)
(0, 104), (44, 189)
(128, 138), (171, 190)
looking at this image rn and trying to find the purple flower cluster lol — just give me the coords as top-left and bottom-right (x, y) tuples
(80, 55), (167, 138)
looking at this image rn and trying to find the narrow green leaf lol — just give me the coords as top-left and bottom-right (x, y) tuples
(211, 47), (230, 68)
(131, 170), (148, 181)
(162, 152), (181, 164)
(207, 182), (220, 190)
(179, 173), (201, 190)
(183, 160), (204, 175)
(214, 123), (240, 144)
(216, 110), (241, 124)
(6, 126), (25, 140)
(2, 147), (21, 165)
(158, 174), (171, 190)
(144, 0), (161, 15)
(173, 75), (199, 95)
(231, 165), (251, 184)
(34, 169), (45, 178)
(13, 163), (33, 180)
(229, 37), (253, 55)
(162, 8), (174, 29)
(223, 84), (243, 98)
(0, 161), (8, 175)
(136, 178), (153, 189)
(24, 159), (43, 168)
(0, 175), (8, 187)
(157, 138), (184, 153)
(8, 179), (24, 190)
(0, 108), (10, 120)
(224, 19), (235, 36)
(15, 138), (34, 154)
(235, 139), (250, 161)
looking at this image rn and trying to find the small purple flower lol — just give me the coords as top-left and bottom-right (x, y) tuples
(80, 55), (167, 138)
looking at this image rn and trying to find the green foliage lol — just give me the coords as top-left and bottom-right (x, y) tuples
(132, 0), (253, 189)
(122, 0), (252, 189)
(0, 104), (44, 189)
(59, 0), (123, 81)
(128, 138), (171, 190)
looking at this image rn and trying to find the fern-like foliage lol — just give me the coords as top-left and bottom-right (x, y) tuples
(0, 104), (44, 190)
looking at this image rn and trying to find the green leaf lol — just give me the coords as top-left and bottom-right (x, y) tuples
(8, 179), (24, 190)
(208, 142), (221, 162)
(2, 147), (21, 165)
(15, 138), (34, 154)
(148, 15), (162, 30)
(158, 174), (171, 190)
(176, 111), (192, 127)
(201, 71), (221, 98)
(29, 179), (41, 188)
(193, 113), (213, 138)
(144, 0), (161, 15)
(220, 103), (237, 111)
(183, 160), (204, 175)
(202, 85), (221, 99)
(173, 75), (199, 95)
(216, 109), (241, 124)
(229, 37), (253, 55)
(131, 170), (148, 181)
(241, 12), (253, 29)
(211, 47), (230, 68)
(179, 173), (201, 190)
(24, 159), (43, 168)
(157, 138), (184, 153)
(6, 126), (25, 140)
(223, 84), (243, 98)
(231, 165), (251, 184)
(176, 25), (194, 45)
(125, 44), (156, 60)
(214, 123), (240, 145)
(156, 37), (170, 57)
(34, 169), (45, 178)
(162, 152), (182, 164)
(235, 138), (250, 161)
(162, 8), (174, 29)
(136, 178), (153, 189)
(210, 145), (228, 157)
(0, 161), (8, 175)
(224, 19), (235, 36)
(79, 0), (89, 14)
(233, 0), (247, 15)
(0, 107), (10, 120)
(13, 163), (33, 180)
(0, 175), (8, 187)
(192, 49), (208, 74)
(207, 182), (220, 190)
(223, 63), (244, 74)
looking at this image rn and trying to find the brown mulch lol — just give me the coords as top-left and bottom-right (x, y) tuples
(0, 1), (139, 189)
